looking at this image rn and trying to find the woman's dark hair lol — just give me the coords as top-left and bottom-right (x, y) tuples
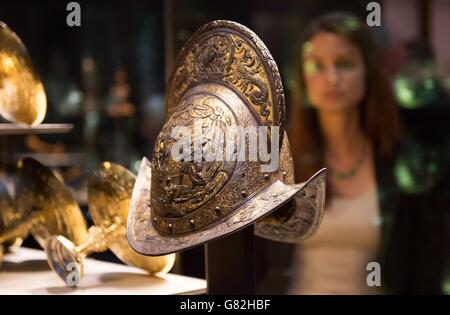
(289, 12), (400, 182)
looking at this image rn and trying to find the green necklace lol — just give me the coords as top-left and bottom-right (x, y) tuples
(329, 141), (366, 181)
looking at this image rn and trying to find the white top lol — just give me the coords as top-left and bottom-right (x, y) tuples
(289, 185), (382, 295)
(0, 247), (206, 295)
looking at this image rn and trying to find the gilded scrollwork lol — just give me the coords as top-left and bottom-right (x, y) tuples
(166, 20), (286, 138)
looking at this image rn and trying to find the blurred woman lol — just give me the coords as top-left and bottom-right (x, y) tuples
(288, 12), (449, 294)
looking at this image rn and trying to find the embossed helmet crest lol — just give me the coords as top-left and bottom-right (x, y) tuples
(165, 20), (285, 140)
(127, 20), (326, 256)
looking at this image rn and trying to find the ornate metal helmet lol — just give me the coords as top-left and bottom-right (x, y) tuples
(127, 20), (326, 256)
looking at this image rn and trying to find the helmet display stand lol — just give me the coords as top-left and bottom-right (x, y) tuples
(205, 226), (255, 294)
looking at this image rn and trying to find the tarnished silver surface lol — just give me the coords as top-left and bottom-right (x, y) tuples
(150, 83), (282, 236)
(254, 169), (326, 243)
(128, 158), (326, 255)
(255, 132), (326, 242)
(127, 20), (326, 256)
(45, 234), (82, 282)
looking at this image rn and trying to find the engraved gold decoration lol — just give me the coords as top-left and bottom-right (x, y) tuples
(0, 179), (25, 248)
(0, 158), (88, 268)
(45, 161), (175, 286)
(127, 20), (326, 257)
(0, 179), (25, 266)
(169, 34), (271, 122)
(0, 21), (46, 126)
(166, 21), (285, 146)
(0, 158), (88, 246)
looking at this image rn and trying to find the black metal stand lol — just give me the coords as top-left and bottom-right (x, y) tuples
(205, 225), (255, 295)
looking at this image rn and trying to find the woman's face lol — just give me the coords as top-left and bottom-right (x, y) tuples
(302, 32), (366, 113)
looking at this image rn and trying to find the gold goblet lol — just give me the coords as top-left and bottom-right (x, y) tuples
(0, 179), (25, 266)
(45, 161), (175, 286)
(0, 158), (88, 256)
(0, 21), (46, 126)
(0, 179), (25, 245)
